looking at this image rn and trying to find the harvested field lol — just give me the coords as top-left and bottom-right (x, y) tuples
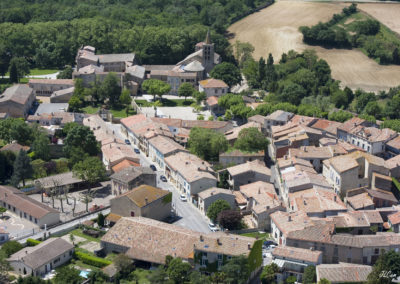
(359, 3), (400, 35)
(228, 1), (400, 92)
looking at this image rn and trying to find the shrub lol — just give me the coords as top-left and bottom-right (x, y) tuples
(26, 238), (42, 246)
(75, 251), (112, 268)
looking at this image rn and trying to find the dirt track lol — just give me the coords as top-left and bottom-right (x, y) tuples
(228, 1), (400, 92)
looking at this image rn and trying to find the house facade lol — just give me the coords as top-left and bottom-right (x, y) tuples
(0, 84), (36, 118)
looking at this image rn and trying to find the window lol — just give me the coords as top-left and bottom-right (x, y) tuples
(218, 254), (222, 260)
(215, 89), (218, 94)
(24, 213), (27, 218)
(29, 216), (32, 221)
(374, 248), (379, 254)
(35, 218), (37, 224)
(131, 211), (135, 217)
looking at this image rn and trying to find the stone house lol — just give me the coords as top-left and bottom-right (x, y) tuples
(199, 78), (228, 97)
(7, 238), (74, 277)
(226, 160), (271, 190)
(322, 151), (389, 196)
(0, 84), (35, 118)
(0, 186), (60, 228)
(265, 110), (294, 133)
(148, 135), (187, 172)
(165, 152), (217, 204)
(316, 263), (372, 284)
(28, 79), (74, 96)
(388, 211), (400, 233)
(50, 87), (75, 103)
(219, 149), (265, 167)
(197, 187), (236, 216)
(110, 167), (156, 196)
(109, 185), (171, 221)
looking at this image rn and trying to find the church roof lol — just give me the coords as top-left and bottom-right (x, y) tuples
(184, 61), (205, 72)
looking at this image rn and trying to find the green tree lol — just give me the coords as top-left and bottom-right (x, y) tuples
(57, 66), (73, 79)
(178, 82), (195, 101)
(100, 72), (121, 106)
(280, 83), (307, 105)
(0, 207), (6, 217)
(233, 40), (255, 68)
(142, 79), (171, 101)
(265, 53), (277, 90)
(234, 127), (269, 153)
(32, 132), (50, 161)
(73, 78), (85, 100)
(147, 266), (169, 284)
(114, 254), (133, 277)
(328, 110), (353, 123)
(68, 95), (82, 112)
(9, 59), (18, 83)
(368, 250), (400, 284)
(0, 151), (15, 183)
(166, 257), (192, 284)
(363, 101), (381, 118)
(53, 267), (82, 284)
(217, 210), (242, 230)
(355, 92), (376, 113)
(31, 159), (47, 179)
(189, 271), (211, 284)
(193, 91), (206, 105)
(9, 57), (30, 83)
(11, 150), (33, 187)
(210, 62), (241, 87)
(260, 263), (279, 284)
(286, 276), (297, 284)
(381, 120), (400, 132)
(0, 240), (23, 257)
(303, 265), (316, 284)
(318, 279), (331, 284)
(188, 127), (228, 161)
(97, 213), (105, 227)
(119, 89), (132, 106)
(64, 125), (99, 158)
(73, 157), (106, 212)
(221, 255), (250, 284)
(207, 199), (231, 222)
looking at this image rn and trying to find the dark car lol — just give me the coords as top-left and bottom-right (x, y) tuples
(134, 148), (140, 154)
(263, 240), (276, 247)
(124, 139), (131, 145)
(160, 175), (167, 182)
(150, 164), (157, 171)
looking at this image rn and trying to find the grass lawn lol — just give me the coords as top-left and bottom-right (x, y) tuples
(70, 228), (101, 243)
(110, 107), (136, 118)
(82, 106), (100, 114)
(240, 232), (270, 240)
(28, 69), (59, 76)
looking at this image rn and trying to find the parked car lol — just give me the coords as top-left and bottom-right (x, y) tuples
(263, 240), (276, 247)
(160, 175), (167, 182)
(150, 164), (157, 171)
(134, 148), (140, 154)
(179, 194), (187, 202)
(208, 222), (219, 232)
(125, 139), (131, 145)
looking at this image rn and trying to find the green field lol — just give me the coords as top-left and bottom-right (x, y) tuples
(5, 69), (59, 77)
(240, 231), (270, 240)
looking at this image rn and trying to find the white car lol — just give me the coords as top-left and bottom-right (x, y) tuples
(179, 194), (187, 202)
(208, 222), (219, 232)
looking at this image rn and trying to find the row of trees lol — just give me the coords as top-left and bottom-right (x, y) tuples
(188, 126), (268, 162)
(300, 4), (400, 65)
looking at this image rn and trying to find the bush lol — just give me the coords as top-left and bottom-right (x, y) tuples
(26, 238), (42, 246)
(75, 251), (112, 268)
(0, 241), (23, 257)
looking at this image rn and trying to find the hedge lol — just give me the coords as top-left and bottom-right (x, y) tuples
(75, 251), (112, 268)
(26, 238), (42, 246)
(248, 239), (263, 272)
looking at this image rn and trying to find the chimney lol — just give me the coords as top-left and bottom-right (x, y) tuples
(200, 235), (204, 242)
(217, 238), (222, 245)
(258, 188), (261, 194)
(211, 192), (214, 196)
(288, 215), (292, 222)
(334, 196), (337, 202)
(284, 155), (288, 160)
(145, 197), (148, 205)
(304, 200), (307, 205)
(310, 247), (314, 251)
(266, 205), (270, 210)
(303, 146), (307, 152)
(248, 243), (251, 250)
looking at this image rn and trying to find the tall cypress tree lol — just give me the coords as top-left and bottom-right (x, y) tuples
(9, 60), (18, 83)
(11, 150), (33, 187)
(257, 57), (266, 88)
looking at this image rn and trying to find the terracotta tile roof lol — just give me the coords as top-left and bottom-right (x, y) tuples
(367, 188), (398, 203)
(346, 193), (374, 210)
(115, 185), (169, 208)
(148, 135), (186, 156)
(311, 119), (342, 135)
(8, 238), (73, 269)
(272, 246), (322, 263)
(102, 142), (140, 166)
(266, 110), (293, 122)
(111, 160), (140, 173)
(387, 136), (400, 150)
(225, 122), (261, 141)
(106, 213), (122, 223)
(270, 211), (314, 236)
(240, 181), (276, 198)
(289, 115), (318, 126)
(0, 84), (33, 105)
(234, 191), (247, 205)
(325, 151), (386, 174)
(28, 79), (74, 85)
(220, 149), (264, 158)
(338, 117), (368, 132)
(199, 78), (228, 88)
(35, 172), (82, 189)
(101, 217), (255, 264)
(120, 114), (148, 130)
(206, 96), (218, 106)
(348, 126), (397, 143)
(332, 211), (382, 228)
(317, 263), (372, 283)
(282, 169), (331, 191)
(389, 211), (400, 225)
(227, 160), (271, 177)
(0, 186), (59, 219)
(287, 222), (335, 243)
(385, 154), (400, 169)
(330, 233), (400, 247)
(165, 152), (216, 183)
(289, 146), (333, 160)
(198, 187), (234, 199)
(277, 156), (314, 171)
(289, 188), (346, 215)
(110, 167), (154, 184)
(248, 115), (265, 125)
(0, 142), (30, 153)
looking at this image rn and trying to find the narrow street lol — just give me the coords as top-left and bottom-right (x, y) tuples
(110, 122), (211, 234)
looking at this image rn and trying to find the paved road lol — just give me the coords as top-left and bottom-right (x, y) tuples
(112, 122), (211, 234)
(18, 208), (110, 244)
